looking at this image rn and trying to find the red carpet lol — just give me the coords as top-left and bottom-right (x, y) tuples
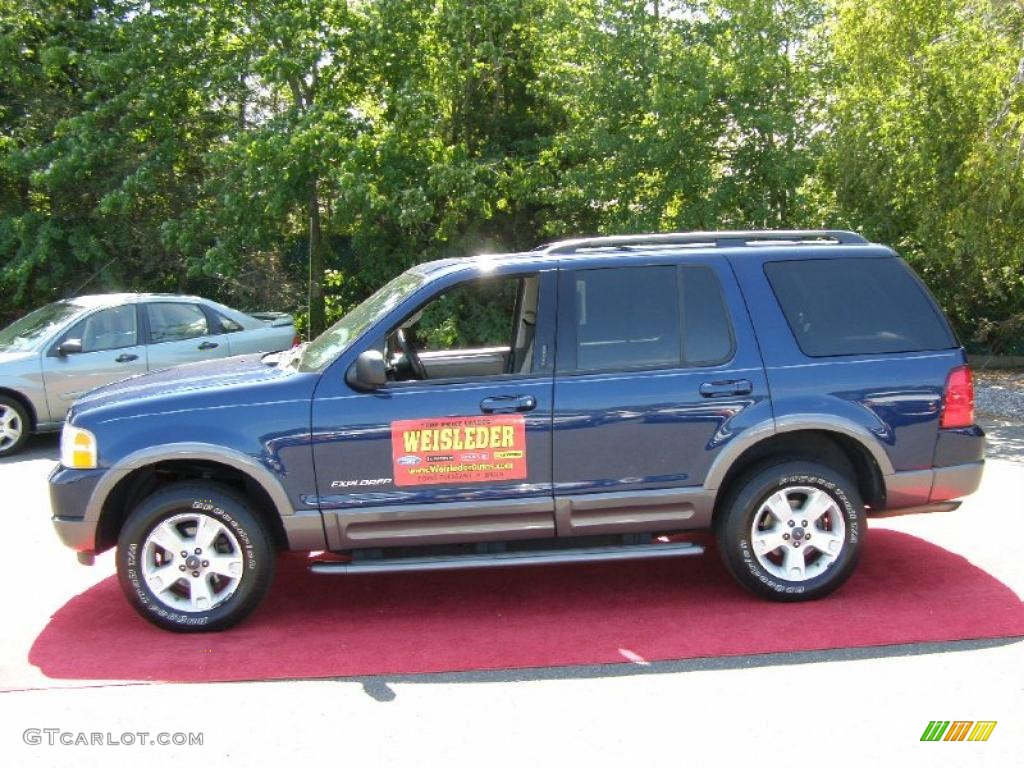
(28, 530), (1024, 684)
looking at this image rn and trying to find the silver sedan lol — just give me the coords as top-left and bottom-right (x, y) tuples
(0, 294), (296, 456)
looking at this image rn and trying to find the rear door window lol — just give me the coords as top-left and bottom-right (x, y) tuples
(565, 265), (735, 372)
(681, 265), (734, 365)
(146, 303), (211, 343)
(764, 257), (955, 357)
(214, 311), (244, 333)
(572, 266), (681, 371)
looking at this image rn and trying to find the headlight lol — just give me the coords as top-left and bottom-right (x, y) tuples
(60, 425), (98, 469)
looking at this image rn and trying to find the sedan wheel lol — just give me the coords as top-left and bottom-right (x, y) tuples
(0, 398), (29, 457)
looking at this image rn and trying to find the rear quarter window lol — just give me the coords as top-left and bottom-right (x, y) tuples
(764, 257), (956, 357)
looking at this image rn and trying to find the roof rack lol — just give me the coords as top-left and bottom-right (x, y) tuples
(541, 230), (867, 255)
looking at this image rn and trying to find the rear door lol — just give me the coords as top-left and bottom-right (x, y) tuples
(143, 301), (232, 370)
(551, 256), (770, 536)
(41, 304), (148, 419)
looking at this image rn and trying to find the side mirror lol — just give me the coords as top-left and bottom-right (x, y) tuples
(57, 339), (83, 356)
(346, 350), (388, 391)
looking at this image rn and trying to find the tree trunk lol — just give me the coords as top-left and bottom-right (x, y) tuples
(308, 176), (326, 338)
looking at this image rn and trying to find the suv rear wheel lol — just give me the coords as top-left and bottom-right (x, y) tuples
(717, 460), (865, 601)
(116, 482), (275, 631)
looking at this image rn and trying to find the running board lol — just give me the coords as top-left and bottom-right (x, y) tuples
(310, 541), (704, 575)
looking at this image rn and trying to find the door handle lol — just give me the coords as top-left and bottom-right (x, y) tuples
(115, 353), (138, 363)
(198, 341), (219, 351)
(699, 379), (753, 397)
(480, 395), (537, 413)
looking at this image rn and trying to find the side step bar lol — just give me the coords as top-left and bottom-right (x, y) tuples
(310, 541), (704, 575)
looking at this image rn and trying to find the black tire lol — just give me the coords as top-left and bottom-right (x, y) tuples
(116, 482), (275, 632)
(716, 460), (865, 601)
(0, 395), (31, 458)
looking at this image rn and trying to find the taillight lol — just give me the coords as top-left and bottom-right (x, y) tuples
(292, 334), (301, 347)
(940, 365), (974, 428)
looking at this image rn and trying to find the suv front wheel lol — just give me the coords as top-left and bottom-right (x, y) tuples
(116, 482), (275, 631)
(717, 461), (865, 601)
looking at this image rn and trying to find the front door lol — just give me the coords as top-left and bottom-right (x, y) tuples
(311, 268), (557, 551)
(42, 304), (148, 419)
(551, 257), (770, 536)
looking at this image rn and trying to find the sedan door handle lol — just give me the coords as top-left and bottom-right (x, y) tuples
(115, 353), (138, 363)
(198, 341), (219, 351)
(480, 395), (537, 413)
(700, 379), (753, 397)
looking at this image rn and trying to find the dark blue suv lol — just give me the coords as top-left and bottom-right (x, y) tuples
(48, 230), (985, 631)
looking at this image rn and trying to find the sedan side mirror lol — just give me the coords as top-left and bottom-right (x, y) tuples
(57, 339), (83, 356)
(346, 350), (388, 391)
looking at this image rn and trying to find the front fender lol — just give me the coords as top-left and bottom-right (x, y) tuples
(83, 443), (325, 551)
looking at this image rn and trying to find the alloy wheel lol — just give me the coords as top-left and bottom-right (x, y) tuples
(749, 485), (847, 582)
(141, 512), (245, 612)
(0, 404), (23, 452)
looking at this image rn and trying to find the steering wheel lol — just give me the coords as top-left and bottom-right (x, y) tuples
(395, 328), (428, 380)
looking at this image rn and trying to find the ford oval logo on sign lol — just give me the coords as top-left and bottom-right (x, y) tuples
(397, 455), (422, 466)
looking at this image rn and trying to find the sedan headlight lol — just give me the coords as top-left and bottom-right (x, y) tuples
(60, 425), (98, 469)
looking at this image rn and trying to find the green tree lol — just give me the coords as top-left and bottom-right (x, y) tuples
(0, 1), (119, 315)
(819, 0), (1024, 348)
(2, 0), (1022, 350)
(325, 0), (556, 306)
(532, 1), (823, 236)
(183, 0), (365, 336)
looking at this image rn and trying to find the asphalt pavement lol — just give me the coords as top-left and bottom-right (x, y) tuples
(0, 432), (1021, 767)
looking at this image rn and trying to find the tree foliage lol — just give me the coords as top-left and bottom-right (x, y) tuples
(819, 0), (1024, 351)
(2, 0), (1023, 349)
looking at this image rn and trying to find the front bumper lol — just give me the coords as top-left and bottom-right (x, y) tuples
(49, 465), (107, 553)
(53, 516), (99, 552)
(883, 461), (985, 510)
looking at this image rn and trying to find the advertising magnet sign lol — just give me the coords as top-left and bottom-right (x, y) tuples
(390, 414), (527, 486)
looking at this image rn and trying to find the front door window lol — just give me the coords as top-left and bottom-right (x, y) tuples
(64, 306), (138, 352)
(387, 274), (539, 382)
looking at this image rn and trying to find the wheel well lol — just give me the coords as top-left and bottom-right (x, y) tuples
(96, 460), (289, 552)
(0, 388), (37, 431)
(713, 430), (886, 518)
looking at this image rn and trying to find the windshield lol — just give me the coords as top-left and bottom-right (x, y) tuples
(298, 270), (427, 372)
(0, 301), (82, 352)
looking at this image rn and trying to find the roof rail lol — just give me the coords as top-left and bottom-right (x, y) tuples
(541, 230), (867, 255)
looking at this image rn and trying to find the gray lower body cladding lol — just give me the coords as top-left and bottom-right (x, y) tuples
(52, 460), (984, 558)
(883, 461), (985, 510)
(321, 487), (715, 551)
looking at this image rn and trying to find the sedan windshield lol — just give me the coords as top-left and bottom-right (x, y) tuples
(298, 270), (427, 372)
(0, 301), (82, 352)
